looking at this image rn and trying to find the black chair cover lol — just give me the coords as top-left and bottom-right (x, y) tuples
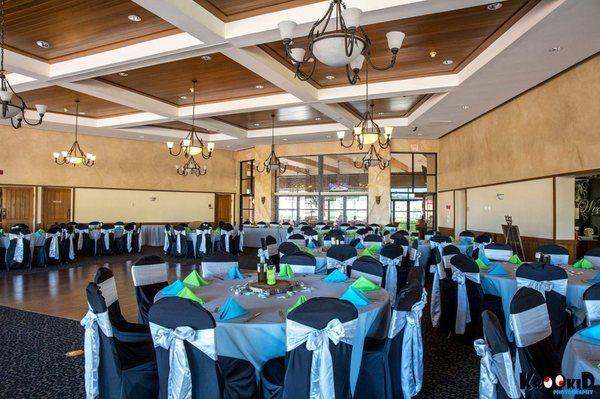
(6, 226), (31, 270)
(163, 224), (173, 256)
(363, 234), (383, 243)
(132, 256), (168, 324)
(44, 225), (63, 266)
(390, 232), (409, 246)
(75, 223), (92, 256)
(98, 224), (115, 256)
(584, 282), (600, 326)
(280, 251), (316, 274)
(278, 241), (300, 257)
(195, 223), (213, 258)
(170, 225), (189, 258)
(349, 256), (385, 284)
(459, 230), (474, 237)
(326, 244), (358, 274)
(430, 235), (452, 244)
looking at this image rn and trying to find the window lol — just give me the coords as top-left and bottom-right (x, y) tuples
(239, 160), (255, 224)
(390, 153), (437, 230)
(275, 155), (368, 223)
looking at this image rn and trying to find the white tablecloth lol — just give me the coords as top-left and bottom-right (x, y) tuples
(139, 225), (165, 247)
(188, 272), (390, 392)
(561, 329), (600, 398)
(481, 263), (598, 340)
(242, 227), (288, 248)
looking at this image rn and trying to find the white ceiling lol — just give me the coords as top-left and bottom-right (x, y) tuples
(3, 0), (600, 150)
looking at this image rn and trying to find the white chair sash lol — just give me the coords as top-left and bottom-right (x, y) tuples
(150, 323), (217, 399)
(451, 266), (481, 334)
(410, 247), (421, 263)
(387, 291), (427, 398)
(46, 232), (61, 260)
(286, 318), (357, 399)
(174, 230), (187, 254)
(326, 256), (357, 274)
(81, 308), (113, 399)
(289, 239), (306, 248)
(288, 264), (316, 274)
(76, 228), (89, 251)
(509, 304), (552, 347)
(125, 230), (134, 253)
(101, 229), (113, 251)
(379, 255), (401, 302)
(473, 340), (521, 399)
(584, 299), (600, 326)
(132, 263), (168, 287)
(515, 277), (567, 298)
(238, 230), (244, 252)
(484, 248), (513, 262)
(428, 241), (449, 328)
(257, 248), (269, 263)
(67, 233), (75, 260)
(98, 277), (118, 307)
(424, 234), (433, 241)
(163, 229), (171, 252)
(9, 233), (25, 263)
(221, 231), (232, 252)
(474, 242), (489, 257)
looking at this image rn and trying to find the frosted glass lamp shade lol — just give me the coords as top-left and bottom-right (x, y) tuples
(386, 31), (405, 50)
(350, 54), (365, 71)
(342, 8), (362, 29)
(312, 35), (365, 67)
(35, 104), (47, 115)
(278, 21), (297, 41)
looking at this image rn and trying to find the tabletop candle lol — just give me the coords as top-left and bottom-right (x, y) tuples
(266, 265), (276, 285)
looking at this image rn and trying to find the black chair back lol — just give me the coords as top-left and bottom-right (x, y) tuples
(132, 256), (168, 324)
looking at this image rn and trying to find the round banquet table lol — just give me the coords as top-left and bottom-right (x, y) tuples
(187, 271), (390, 393)
(561, 329), (600, 399)
(480, 262), (598, 340)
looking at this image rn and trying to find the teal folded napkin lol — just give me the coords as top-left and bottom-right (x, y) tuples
(579, 324), (600, 344)
(487, 264), (508, 276)
(35, 230), (43, 237)
(479, 253), (491, 265)
(323, 269), (348, 283)
(340, 287), (369, 307)
(161, 280), (185, 296)
(584, 272), (600, 284)
(307, 241), (317, 249)
(460, 237), (474, 245)
(228, 266), (246, 280)
(219, 298), (248, 320)
(355, 242), (365, 249)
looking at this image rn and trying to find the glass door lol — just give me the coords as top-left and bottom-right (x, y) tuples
(392, 199), (425, 231)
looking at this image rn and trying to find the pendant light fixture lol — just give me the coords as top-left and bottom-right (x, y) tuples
(175, 155), (207, 176)
(166, 79), (214, 159)
(277, 0), (404, 85)
(256, 113), (287, 174)
(53, 100), (95, 167)
(0, 0), (46, 128)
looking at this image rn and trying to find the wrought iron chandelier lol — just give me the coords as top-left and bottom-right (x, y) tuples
(175, 155), (207, 176)
(256, 113), (287, 174)
(277, 0), (404, 85)
(166, 79), (214, 159)
(0, 0), (46, 128)
(53, 100), (95, 167)
(338, 66), (392, 170)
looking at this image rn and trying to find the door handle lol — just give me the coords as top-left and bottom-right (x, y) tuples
(0, 208), (6, 220)
(67, 209), (71, 219)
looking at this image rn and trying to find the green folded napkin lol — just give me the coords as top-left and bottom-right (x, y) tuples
(351, 276), (380, 292)
(449, 236), (455, 242)
(288, 295), (307, 313)
(475, 258), (489, 270)
(303, 247), (315, 256)
(183, 270), (210, 287)
(362, 248), (375, 258)
(278, 264), (295, 278)
(185, 227), (192, 234)
(508, 254), (522, 265)
(573, 258), (594, 269)
(177, 287), (205, 304)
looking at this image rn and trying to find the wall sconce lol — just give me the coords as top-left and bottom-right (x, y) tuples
(149, 197), (157, 202)
(261, 196), (266, 205)
(375, 196), (381, 205)
(496, 193), (504, 200)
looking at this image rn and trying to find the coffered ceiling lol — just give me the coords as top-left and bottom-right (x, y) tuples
(1, 0), (598, 152)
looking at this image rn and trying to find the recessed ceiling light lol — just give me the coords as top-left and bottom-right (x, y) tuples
(118, 72), (128, 77)
(429, 50), (437, 58)
(127, 14), (142, 22)
(253, 123), (260, 127)
(255, 85), (264, 89)
(226, 145), (231, 148)
(36, 40), (50, 49)
(63, 107), (68, 112)
(315, 117), (321, 121)
(548, 46), (563, 53)
(326, 135), (331, 138)
(79, 112), (85, 115)
(282, 138), (288, 141)
(201, 55), (212, 61)
(487, 3), (502, 11)
(417, 133), (423, 136)
(139, 135), (145, 138)
(377, 112), (385, 116)
(325, 75), (335, 80)
(180, 95), (187, 100)
(442, 59), (453, 65)
(462, 105), (470, 110)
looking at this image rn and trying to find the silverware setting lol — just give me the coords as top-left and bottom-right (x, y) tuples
(244, 312), (262, 323)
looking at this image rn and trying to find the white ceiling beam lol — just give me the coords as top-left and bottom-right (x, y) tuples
(180, 93), (303, 117)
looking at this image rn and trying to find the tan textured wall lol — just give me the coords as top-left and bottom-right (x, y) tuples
(438, 55), (600, 191)
(0, 126), (237, 193)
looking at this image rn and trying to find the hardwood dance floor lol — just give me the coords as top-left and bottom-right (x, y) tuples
(0, 248), (205, 321)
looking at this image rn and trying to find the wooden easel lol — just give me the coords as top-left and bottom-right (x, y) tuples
(502, 215), (525, 260)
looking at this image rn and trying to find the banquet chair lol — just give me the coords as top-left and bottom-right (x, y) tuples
(257, 221), (268, 228)
(484, 243), (514, 262)
(516, 262), (569, 353)
(397, 229), (410, 238)
(300, 225), (312, 234)
(473, 234), (493, 259)
(355, 223), (366, 229)
(260, 235), (279, 265)
(61, 223), (76, 263)
(349, 256), (385, 285)
(82, 282), (158, 399)
(287, 233), (307, 249)
(132, 223), (142, 253)
(339, 222), (351, 231)
(323, 229), (344, 246)
(583, 282), (600, 326)
(363, 234), (383, 250)
(88, 221), (102, 255)
(117, 223), (136, 254)
(474, 310), (521, 399)
(170, 224), (189, 258)
(356, 228), (369, 240)
(535, 244), (569, 266)
(149, 296), (258, 399)
(390, 232), (409, 246)
(131, 256), (168, 324)
(6, 225), (31, 270)
(380, 243), (405, 299)
(285, 226), (294, 239)
(260, 297), (358, 399)
(195, 223), (213, 258)
(384, 223), (397, 234)
(447, 254), (486, 338)
(280, 251), (317, 274)
(303, 228), (319, 248)
(407, 265), (425, 287)
(584, 247), (600, 268)
(278, 241), (300, 260)
(424, 230), (437, 241)
(113, 222), (126, 255)
(321, 225), (332, 232)
(355, 279), (426, 399)
(429, 234), (452, 244)
(75, 223), (92, 256)
(201, 251), (239, 278)
(510, 287), (561, 399)
(163, 224), (173, 256)
(459, 230), (474, 237)
(315, 221), (327, 230)
(348, 237), (361, 247)
(98, 223), (116, 256)
(326, 244), (358, 274)
(440, 244), (461, 269)
(216, 223), (235, 253)
(243, 220), (252, 226)
(270, 221), (281, 228)
(44, 225), (63, 266)
(368, 223), (380, 234)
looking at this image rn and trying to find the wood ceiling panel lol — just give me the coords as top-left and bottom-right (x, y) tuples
(194, 0), (320, 22)
(18, 86), (137, 118)
(261, 0), (537, 87)
(99, 54), (284, 105)
(345, 94), (429, 118)
(214, 105), (333, 130)
(4, 0), (178, 62)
